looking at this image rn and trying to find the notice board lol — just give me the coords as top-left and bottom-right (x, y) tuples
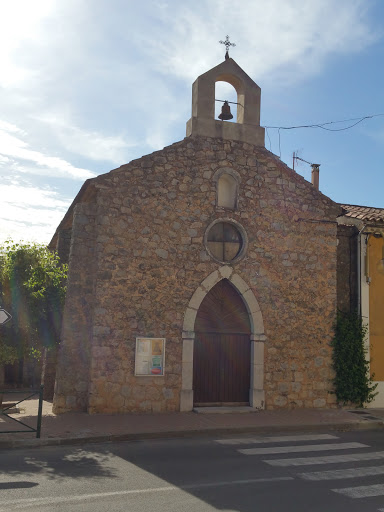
(135, 337), (165, 376)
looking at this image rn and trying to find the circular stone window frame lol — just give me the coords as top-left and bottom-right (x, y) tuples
(204, 217), (248, 265)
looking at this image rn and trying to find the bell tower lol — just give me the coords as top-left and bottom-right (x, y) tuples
(186, 57), (265, 146)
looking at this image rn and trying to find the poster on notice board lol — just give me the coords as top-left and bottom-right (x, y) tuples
(135, 338), (165, 376)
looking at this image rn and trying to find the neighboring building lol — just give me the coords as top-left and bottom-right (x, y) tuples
(49, 57), (359, 414)
(337, 205), (384, 407)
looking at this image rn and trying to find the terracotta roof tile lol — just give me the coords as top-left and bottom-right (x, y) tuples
(339, 204), (384, 223)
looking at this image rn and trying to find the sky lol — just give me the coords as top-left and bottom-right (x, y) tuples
(0, 0), (383, 244)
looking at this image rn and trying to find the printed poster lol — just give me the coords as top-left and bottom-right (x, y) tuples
(135, 337), (165, 376)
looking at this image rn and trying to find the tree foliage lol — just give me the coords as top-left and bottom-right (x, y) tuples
(331, 310), (378, 407)
(0, 240), (67, 365)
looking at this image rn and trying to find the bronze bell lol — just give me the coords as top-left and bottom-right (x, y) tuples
(218, 100), (233, 121)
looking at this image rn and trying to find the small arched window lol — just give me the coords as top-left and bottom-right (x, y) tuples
(217, 173), (237, 209)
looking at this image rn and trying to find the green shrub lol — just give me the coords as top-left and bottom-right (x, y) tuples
(0, 240), (67, 365)
(331, 310), (377, 407)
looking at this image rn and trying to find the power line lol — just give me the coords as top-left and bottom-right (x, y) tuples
(265, 127), (272, 151)
(264, 113), (384, 132)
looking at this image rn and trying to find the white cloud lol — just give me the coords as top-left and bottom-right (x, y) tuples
(0, 0), (56, 88)
(0, 181), (71, 244)
(0, 120), (26, 135)
(33, 114), (136, 164)
(0, 123), (95, 180)
(141, 0), (378, 84)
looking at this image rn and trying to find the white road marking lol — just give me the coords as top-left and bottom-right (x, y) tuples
(0, 477), (294, 510)
(239, 442), (367, 456)
(266, 451), (384, 467)
(300, 465), (384, 480)
(216, 434), (338, 445)
(333, 483), (384, 499)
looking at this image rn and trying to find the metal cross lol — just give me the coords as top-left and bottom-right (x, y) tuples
(219, 35), (236, 60)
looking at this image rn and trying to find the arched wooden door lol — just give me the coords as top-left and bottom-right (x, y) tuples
(193, 279), (251, 406)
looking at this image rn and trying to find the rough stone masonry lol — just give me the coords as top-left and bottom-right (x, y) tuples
(51, 135), (342, 414)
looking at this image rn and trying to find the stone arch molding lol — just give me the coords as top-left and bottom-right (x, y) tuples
(180, 265), (266, 411)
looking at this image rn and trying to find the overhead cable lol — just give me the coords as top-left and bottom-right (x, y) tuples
(264, 113), (384, 132)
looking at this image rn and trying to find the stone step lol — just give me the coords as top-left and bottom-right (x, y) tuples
(193, 406), (257, 414)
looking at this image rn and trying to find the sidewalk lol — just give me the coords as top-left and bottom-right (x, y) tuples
(1, 396), (384, 449)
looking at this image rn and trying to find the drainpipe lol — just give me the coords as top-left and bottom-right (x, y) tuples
(357, 224), (366, 315)
(311, 164), (320, 191)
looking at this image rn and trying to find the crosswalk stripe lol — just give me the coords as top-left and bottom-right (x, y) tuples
(333, 483), (384, 499)
(215, 434), (338, 445)
(300, 465), (384, 481)
(239, 442), (368, 456)
(266, 451), (384, 467)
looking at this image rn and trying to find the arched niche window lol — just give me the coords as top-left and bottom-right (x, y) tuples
(218, 173), (237, 209)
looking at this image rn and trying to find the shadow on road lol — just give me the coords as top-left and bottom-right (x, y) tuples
(0, 447), (117, 481)
(0, 481), (39, 489)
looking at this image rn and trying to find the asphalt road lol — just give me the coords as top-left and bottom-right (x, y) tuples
(1, 429), (384, 511)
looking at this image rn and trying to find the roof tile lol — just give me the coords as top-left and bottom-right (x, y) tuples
(340, 204), (384, 223)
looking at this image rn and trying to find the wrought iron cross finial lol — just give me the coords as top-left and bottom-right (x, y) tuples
(219, 35), (236, 60)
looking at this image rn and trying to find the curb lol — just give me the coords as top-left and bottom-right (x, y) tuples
(0, 419), (383, 450)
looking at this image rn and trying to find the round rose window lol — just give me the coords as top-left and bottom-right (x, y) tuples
(206, 222), (243, 262)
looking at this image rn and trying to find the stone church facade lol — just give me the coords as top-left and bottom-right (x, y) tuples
(51, 58), (343, 414)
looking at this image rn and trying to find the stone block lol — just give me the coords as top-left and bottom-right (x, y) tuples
(66, 395), (78, 408)
(155, 249), (168, 259)
(162, 388), (174, 399)
(242, 289), (261, 314)
(291, 382), (302, 393)
(201, 270), (220, 292)
(251, 341), (264, 364)
(121, 385), (131, 398)
(229, 273), (250, 294)
(182, 330), (195, 339)
(219, 265), (233, 279)
(251, 310), (264, 334)
(278, 382), (290, 393)
(181, 362), (193, 389)
(251, 334), (267, 341)
(250, 389), (265, 409)
(180, 389), (194, 411)
(274, 395), (288, 407)
(182, 339), (194, 363)
(183, 307), (197, 332)
(188, 287), (206, 309)
(252, 364), (264, 389)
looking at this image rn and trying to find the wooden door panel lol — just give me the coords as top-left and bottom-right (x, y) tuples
(193, 333), (250, 404)
(220, 334), (250, 402)
(193, 333), (221, 403)
(193, 279), (251, 405)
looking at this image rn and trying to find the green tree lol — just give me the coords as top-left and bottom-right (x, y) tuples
(0, 240), (67, 366)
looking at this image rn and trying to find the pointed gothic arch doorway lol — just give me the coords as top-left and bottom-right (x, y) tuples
(193, 279), (251, 405)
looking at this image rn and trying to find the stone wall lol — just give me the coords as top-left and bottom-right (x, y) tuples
(336, 224), (358, 313)
(55, 228), (72, 265)
(53, 136), (342, 413)
(53, 204), (98, 412)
